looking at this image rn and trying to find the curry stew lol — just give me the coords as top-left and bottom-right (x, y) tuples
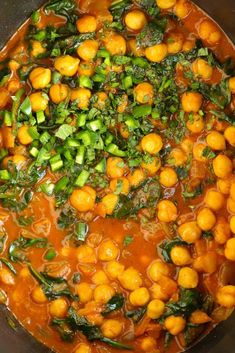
(0, 0), (235, 352)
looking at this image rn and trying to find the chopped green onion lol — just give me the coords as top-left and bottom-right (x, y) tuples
(76, 146), (85, 164)
(0, 149), (8, 161)
(35, 148), (51, 166)
(52, 71), (62, 84)
(106, 143), (126, 157)
(75, 222), (89, 242)
(28, 126), (40, 140)
(31, 10), (40, 24)
(133, 105), (152, 118)
(74, 170), (90, 187)
(77, 113), (87, 127)
(20, 97), (32, 116)
(54, 176), (69, 193)
(3, 111), (12, 126)
(66, 138), (80, 147)
(97, 49), (110, 59)
(39, 182), (54, 196)
(122, 76), (133, 89)
(92, 73), (106, 83)
(50, 154), (63, 172)
(79, 75), (93, 89)
(36, 111), (46, 124)
(132, 57), (148, 68)
(29, 146), (39, 157)
(39, 131), (51, 144)
(105, 133), (114, 146)
(44, 248), (56, 261)
(0, 170), (10, 180)
(55, 124), (75, 140)
(95, 158), (106, 173)
(77, 131), (95, 146)
(87, 119), (103, 131)
(125, 117), (139, 129)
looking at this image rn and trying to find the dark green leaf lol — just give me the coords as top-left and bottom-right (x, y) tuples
(102, 294), (125, 316)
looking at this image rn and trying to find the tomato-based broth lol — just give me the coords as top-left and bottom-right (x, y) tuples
(0, 1), (235, 353)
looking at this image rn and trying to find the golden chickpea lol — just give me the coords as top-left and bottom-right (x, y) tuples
(181, 92), (203, 113)
(182, 39), (196, 52)
(71, 88), (91, 109)
(193, 252), (218, 274)
(150, 283), (168, 301)
(159, 167), (178, 187)
(76, 245), (97, 264)
(49, 83), (70, 104)
(77, 61), (95, 77)
(197, 208), (216, 231)
(70, 186), (96, 212)
(167, 33), (184, 54)
(206, 131), (226, 151)
(228, 77), (235, 93)
(76, 15), (97, 33)
(0, 88), (10, 109)
(49, 298), (68, 318)
(98, 239), (119, 261)
(174, 0), (191, 18)
(225, 238), (235, 261)
(217, 285), (235, 308)
(3, 155), (27, 169)
(230, 182), (235, 201)
(103, 33), (127, 56)
(190, 310), (211, 325)
(106, 157), (126, 179)
(145, 43), (168, 63)
(141, 157), (161, 176)
(217, 178), (232, 195)
(186, 113), (205, 133)
(125, 10), (147, 31)
(157, 200), (178, 223)
(17, 125), (33, 145)
(193, 143), (207, 162)
(94, 284), (115, 304)
(94, 92), (108, 109)
(165, 315), (186, 335)
(127, 168), (146, 188)
(227, 197), (235, 214)
(213, 217), (231, 244)
(101, 319), (123, 338)
(77, 40), (99, 61)
(157, 0), (176, 9)
(31, 286), (48, 304)
(128, 38), (145, 57)
(178, 267), (199, 288)
(75, 343), (91, 353)
(170, 246), (192, 266)
(205, 189), (225, 212)
(29, 92), (48, 112)
(213, 154), (233, 179)
(230, 215), (235, 233)
(31, 40), (46, 57)
(29, 67), (51, 90)
(148, 260), (171, 282)
(129, 287), (150, 306)
(134, 83), (154, 105)
(224, 126), (235, 146)
(140, 337), (157, 352)
(105, 261), (125, 279)
(141, 133), (163, 155)
(147, 299), (165, 319)
(0, 268), (15, 285)
(92, 270), (109, 285)
(199, 20), (221, 45)
(76, 282), (93, 303)
(178, 221), (202, 243)
(110, 177), (130, 195)
(169, 148), (187, 166)
(101, 193), (119, 215)
(192, 58), (213, 80)
(118, 267), (142, 291)
(54, 55), (80, 77)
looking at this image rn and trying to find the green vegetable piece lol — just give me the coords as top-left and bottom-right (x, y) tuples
(160, 238), (188, 263)
(29, 147), (39, 158)
(77, 113), (87, 127)
(133, 105), (152, 118)
(0, 170), (10, 181)
(3, 111), (13, 126)
(36, 111), (46, 124)
(28, 126), (40, 140)
(44, 248), (57, 261)
(9, 236), (48, 263)
(55, 124), (75, 140)
(122, 76), (133, 89)
(75, 222), (89, 242)
(54, 176), (69, 193)
(95, 158), (106, 173)
(20, 97), (32, 116)
(79, 75), (93, 89)
(106, 144), (126, 157)
(102, 294), (124, 316)
(76, 146), (86, 164)
(50, 154), (63, 172)
(74, 170), (90, 187)
(123, 235), (133, 247)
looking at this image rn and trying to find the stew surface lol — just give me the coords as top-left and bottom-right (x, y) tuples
(0, 1), (235, 353)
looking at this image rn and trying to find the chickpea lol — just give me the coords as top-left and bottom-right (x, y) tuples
(101, 193), (119, 215)
(164, 316), (186, 335)
(227, 197), (235, 214)
(128, 38), (145, 57)
(157, 0), (176, 9)
(29, 92), (48, 112)
(181, 138), (194, 154)
(76, 15), (97, 33)
(76, 282), (93, 303)
(193, 252), (218, 274)
(54, 55), (80, 77)
(167, 33), (184, 54)
(145, 43), (168, 63)
(217, 178), (232, 195)
(213, 217), (231, 244)
(190, 310), (211, 325)
(77, 61), (95, 77)
(129, 287), (150, 306)
(17, 125), (33, 145)
(118, 95), (128, 114)
(141, 156), (161, 176)
(77, 40), (99, 61)
(0, 268), (15, 285)
(174, 0), (191, 18)
(49, 84), (70, 104)
(157, 200), (178, 223)
(8, 79), (21, 95)
(98, 239), (119, 261)
(150, 283), (168, 301)
(118, 267), (142, 291)
(140, 337), (157, 352)
(29, 67), (51, 90)
(70, 186), (96, 212)
(147, 299), (165, 319)
(76, 245), (97, 264)
(206, 131), (226, 151)
(192, 58), (213, 80)
(178, 221), (202, 243)
(127, 168), (146, 188)
(193, 143), (207, 162)
(199, 20), (221, 45)
(94, 92), (108, 109)
(49, 298), (68, 318)
(182, 92), (203, 113)
(197, 208), (216, 231)
(205, 189), (225, 212)
(110, 177), (130, 195)
(225, 238), (235, 261)
(141, 133), (163, 155)
(230, 182), (235, 201)
(148, 259), (171, 282)
(125, 10), (147, 31)
(178, 267), (199, 288)
(0, 88), (10, 109)
(75, 343), (91, 353)
(94, 284), (115, 304)
(213, 154), (233, 179)
(106, 157), (126, 179)
(228, 77), (235, 93)
(170, 246), (192, 266)
(230, 215), (235, 233)
(103, 33), (127, 56)
(71, 88), (91, 109)
(186, 113), (205, 133)
(158, 276), (178, 298)
(31, 40), (46, 58)
(224, 126), (235, 146)
(105, 261), (125, 279)
(101, 319), (123, 338)
(217, 285), (235, 308)
(159, 167), (178, 187)
(92, 270), (109, 285)
(134, 83), (154, 105)
(31, 286), (47, 304)
(3, 155), (27, 169)
(169, 148), (187, 166)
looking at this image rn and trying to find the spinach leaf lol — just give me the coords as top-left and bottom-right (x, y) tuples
(135, 0), (160, 16)
(45, 0), (76, 22)
(102, 294), (125, 316)
(9, 236), (48, 263)
(17, 216), (34, 226)
(0, 234), (7, 253)
(199, 80), (231, 109)
(184, 323), (204, 347)
(125, 307), (146, 323)
(160, 238), (188, 263)
(123, 235), (133, 247)
(51, 318), (75, 341)
(0, 258), (17, 275)
(136, 20), (167, 48)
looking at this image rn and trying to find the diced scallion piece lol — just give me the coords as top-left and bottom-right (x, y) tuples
(95, 158), (106, 173)
(3, 111), (12, 126)
(76, 146), (85, 164)
(44, 248), (56, 261)
(0, 170), (10, 180)
(36, 111), (46, 124)
(28, 126), (40, 140)
(20, 96), (32, 116)
(40, 131), (51, 144)
(50, 154), (63, 172)
(29, 146), (39, 157)
(106, 143), (126, 157)
(54, 176), (69, 193)
(122, 76), (133, 89)
(74, 170), (90, 187)
(77, 113), (87, 127)
(39, 182), (54, 196)
(133, 105), (152, 118)
(75, 222), (89, 242)
(79, 75), (93, 89)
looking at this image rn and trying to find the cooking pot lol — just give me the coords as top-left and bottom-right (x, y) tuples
(0, 1), (234, 352)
